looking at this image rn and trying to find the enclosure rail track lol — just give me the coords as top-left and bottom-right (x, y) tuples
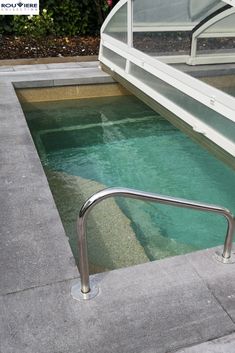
(71, 187), (235, 301)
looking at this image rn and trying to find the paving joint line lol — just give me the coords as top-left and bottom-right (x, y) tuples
(0, 275), (79, 298)
(186, 257), (235, 326)
(168, 329), (235, 353)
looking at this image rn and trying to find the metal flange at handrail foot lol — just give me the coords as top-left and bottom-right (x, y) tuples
(214, 250), (235, 264)
(71, 281), (99, 301)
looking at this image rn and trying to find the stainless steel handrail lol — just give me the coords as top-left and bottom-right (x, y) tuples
(71, 187), (235, 301)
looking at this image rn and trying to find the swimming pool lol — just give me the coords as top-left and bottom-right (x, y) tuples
(24, 95), (235, 272)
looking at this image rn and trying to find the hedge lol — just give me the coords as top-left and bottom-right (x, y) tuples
(0, 0), (110, 36)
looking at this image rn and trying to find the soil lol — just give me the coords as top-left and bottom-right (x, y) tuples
(0, 33), (234, 61)
(0, 35), (100, 60)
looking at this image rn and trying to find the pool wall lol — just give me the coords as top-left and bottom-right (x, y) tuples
(17, 82), (130, 103)
(0, 61), (235, 353)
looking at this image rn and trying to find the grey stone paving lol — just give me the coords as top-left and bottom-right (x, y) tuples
(0, 61), (234, 353)
(175, 333), (235, 353)
(186, 248), (235, 323)
(0, 257), (234, 353)
(0, 77), (78, 295)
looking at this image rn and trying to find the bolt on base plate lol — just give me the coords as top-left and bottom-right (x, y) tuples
(214, 250), (235, 264)
(71, 281), (99, 301)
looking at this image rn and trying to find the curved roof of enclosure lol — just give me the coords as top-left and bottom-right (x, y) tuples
(133, 0), (224, 29)
(99, 0), (235, 158)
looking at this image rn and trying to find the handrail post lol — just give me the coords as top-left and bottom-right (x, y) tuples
(215, 212), (235, 263)
(71, 187), (235, 301)
(77, 216), (90, 294)
(71, 198), (100, 301)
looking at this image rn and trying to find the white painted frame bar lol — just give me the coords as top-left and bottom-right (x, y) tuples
(132, 23), (196, 32)
(223, 0), (235, 7)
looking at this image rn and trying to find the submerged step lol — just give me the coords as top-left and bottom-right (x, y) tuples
(45, 169), (149, 272)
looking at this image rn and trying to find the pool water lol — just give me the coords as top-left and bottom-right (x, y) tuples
(24, 95), (235, 266)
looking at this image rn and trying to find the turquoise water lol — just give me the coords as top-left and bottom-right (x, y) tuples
(24, 95), (235, 262)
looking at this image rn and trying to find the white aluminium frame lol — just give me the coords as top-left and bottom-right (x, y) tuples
(99, 0), (235, 156)
(222, 0), (235, 6)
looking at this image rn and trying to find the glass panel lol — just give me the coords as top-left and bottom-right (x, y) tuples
(189, 0), (221, 20)
(132, 0), (225, 55)
(197, 37), (235, 56)
(104, 3), (127, 43)
(133, 0), (223, 27)
(194, 12), (235, 58)
(133, 31), (191, 56)
(199, 11), (235, 35)
(103, 47), (126, 69)
(129, 62), (235, 144)
(199, 74), (235, 97)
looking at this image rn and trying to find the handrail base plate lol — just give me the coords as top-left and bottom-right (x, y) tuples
(214, 250), (235, 264)
(71, 281), (99, 301)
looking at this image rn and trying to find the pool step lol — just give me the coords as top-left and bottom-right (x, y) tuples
(44, 169), (149, 272)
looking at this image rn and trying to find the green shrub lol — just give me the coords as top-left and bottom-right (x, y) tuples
(0, 0), (110, 36)
(13, 9), (55, 37)
(46, 0), (85, 35)
(0, 15), (14, 34)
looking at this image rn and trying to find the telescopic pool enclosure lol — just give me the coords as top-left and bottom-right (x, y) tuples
(99, 0), (235, 158)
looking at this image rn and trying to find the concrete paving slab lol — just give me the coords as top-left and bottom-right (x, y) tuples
(0, 118), (43, 186)
(48, 67), (111, 78)
(0, 72), (55, 82)
(0, 178), (78, 295)
(77, 61), (101, 68)
(0, 105), (27, 127)
(13, 76), (113, 88)
(0, 80), (13, 91)
(0, 66), (13, 72)
(1, 67), (113, 89)
(2, 66), (107, 78)
(0, 76), (79, 295)
(46, 62), (83, 69)
(0, 69), (79, 81)
(0, 55), (98, 67)
(0, 257), (234, 353)
(0, 92), (19, 105)
(13, 64), (49, 71)
(186, 248), (235, 323)
(175, 333), (235, 353)
(13, 79), (55, 88)
(0, 138), (78, 295)
(53, 75), (115, 86)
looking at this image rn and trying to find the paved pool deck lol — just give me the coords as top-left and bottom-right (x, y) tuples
(0, 60), (235, 353)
